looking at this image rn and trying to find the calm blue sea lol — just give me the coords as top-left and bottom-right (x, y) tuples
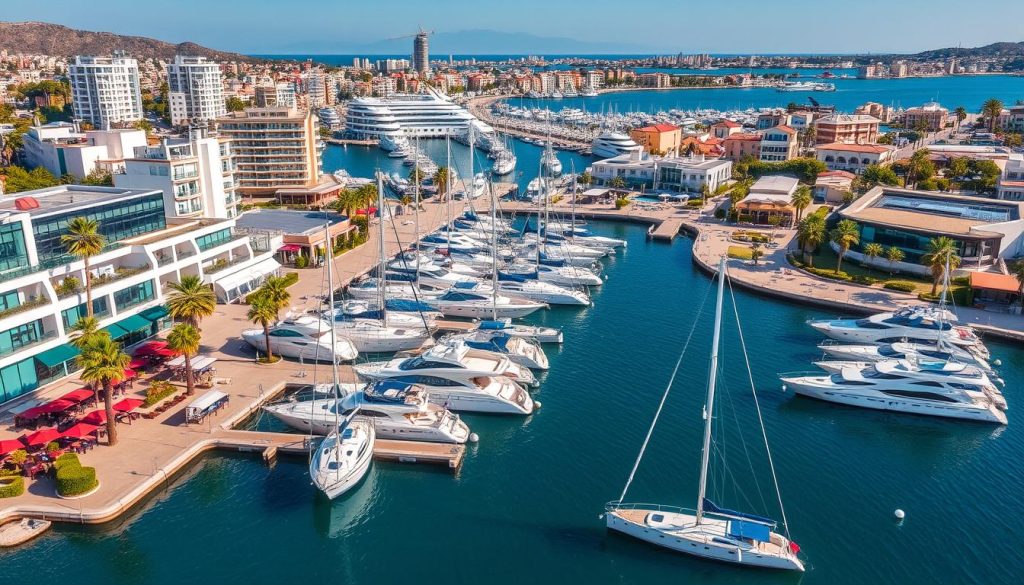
(3, 220), (1022, 585)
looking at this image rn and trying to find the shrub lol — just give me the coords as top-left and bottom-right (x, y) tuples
(851, 274), (879, 285)
(952, 276), (970, 286)
(805, 266), (853, 281)
(294, 255), (309, 269)
(54, 453), (80, 472)
(281, 272), (299, 287)
(45, 441), (60, 454)
(614, 197), (630, 209)
(714, 208), (726, 219)
(56, 462), (98, 497)
(686, 198), (703, 207)
(7, 449), (27, 465)
(56, 276), (81, 297)
(144, 380), (178, 407)
(727, 246), (753, 260)
(0, 475), (25, 498)
(884, 281), (918, 293)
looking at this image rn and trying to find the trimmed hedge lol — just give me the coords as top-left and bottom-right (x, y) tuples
(0, 475), (25, 499)
(281, 272), (299, 287)
(806, 266), (853, 282)
(883, 281), (918, 293)
(56, 458), (98, 497)
(54, 453), (81, 472)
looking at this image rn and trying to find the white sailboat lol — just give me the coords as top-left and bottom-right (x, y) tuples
(604, 257), (805, 571)
(310, 226), (375, 500)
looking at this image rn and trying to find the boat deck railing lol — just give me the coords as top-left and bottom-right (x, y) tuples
(604, 501), (697, 515)
(778, 371), (826, 379)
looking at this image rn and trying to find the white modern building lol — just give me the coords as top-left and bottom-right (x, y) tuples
(114, 131), (239, 219)
(816, 142), (897, 174)
(68, 55), (144, 128)
(22, 122), (147, 179)
(587, 151), (732, 194)
(166, 55), (227, 126)
(997, 154), (1024, 201)
(0, 185), (282, 406)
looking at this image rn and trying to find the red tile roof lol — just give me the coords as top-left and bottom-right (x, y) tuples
(714, 120), (741, 128)
(819, 170), (857, 179)
(637, 123), (680, 133)
(772, 125), (798, 134)
(725, 133), (762, 141)
(970, 271), (1021, 294)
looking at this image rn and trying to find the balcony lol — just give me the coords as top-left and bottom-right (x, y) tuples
(0, 296), (50, 323)
(0, 329), (59, 359)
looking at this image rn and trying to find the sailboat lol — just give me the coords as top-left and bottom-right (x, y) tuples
(310, 223), (375, 500)
(604, 257), (805, 571)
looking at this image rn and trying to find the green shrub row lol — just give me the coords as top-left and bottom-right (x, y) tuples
(805, 266), (853, 282)
(56, 454), (98, 497)
(144, 380), (178, 407)
(281, 272), (299, 287)
(0, 475), (25, 498)
(883, 281), (918, 293)
(54, 453), (80, 472)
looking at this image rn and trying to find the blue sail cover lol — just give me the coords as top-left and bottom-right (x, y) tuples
(538, 255), (567, 267)
(387, 299), (434, 313)
(453, 282), (478, 290)
(479, 320), (511, 331)
(702, 499), (776, 525)
(498, 271), (536, 282)
(461, 210), (478, 222)
(465, 335), (511, 352)
(728, 520), (771, 542)
(338, 309), (384, 321)
(383, 271), (417, 282)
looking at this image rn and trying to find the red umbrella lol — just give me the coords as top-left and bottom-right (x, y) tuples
(59, 388), (94, 404)
(154, 348), (179, 358)
(61, 422), (100, 439)
(21, 428), (62, 447)
(38, 399), (77, 414)
(113, 398), (145, 413)
(80, 410), (107, 425)
(0, 438), (26, 456)
(133, 341), (168, 357)
(16, 405), (49, 420)
(122, 368), (137, 380)
(128, 358), (148, 370)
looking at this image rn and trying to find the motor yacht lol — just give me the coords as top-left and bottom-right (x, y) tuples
(443, 331), (549, 370)
(355, 340), (538, 388)
(493, 150), (517, 175)
(475, 318), (563, 344)
(591, 131), (643, 158)
(328, 316), (431, 354)
(335, 299), (441, 329)
(264, 382), (471, 443)
(779, 360), (1007, 423)
(818, 341), (999, 380)
(241, 316), (358, 362)
(494, 275), (590, 306)
(345, 277), (422, 301)
(503, 262), (604, 287)
(310, 415), (375, 499)
(422, 282), (547, 319)
(808, 307), (988, 358)
(386, 258), (480, 288)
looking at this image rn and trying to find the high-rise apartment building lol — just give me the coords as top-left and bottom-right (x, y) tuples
(414, 31), (430, 75)
(214, 107), (321, 197)
(69, 55), (144, 128)
(166, 55), (227, 126)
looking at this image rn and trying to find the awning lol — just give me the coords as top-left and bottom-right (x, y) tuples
(0, 438), (26, 455)
(133, 341), (168, 356)
(211, 258), (281, 301)
(35, 343), (81, 368)
(81, 410), (107, 425)
(38, 399), (77, 414)
(113, 398), (144, 413)
(728, 520), (771, 543)
(139, 305), (169, 322)
(60, 388), (94, 404)
(116, 314), (153, 334)
(101, 323), (129, 339)
(279, 244), (302, 252)
(61, 423), (100, 439)
(22, 428), (61, 447)
(970, 271), (1021, 294)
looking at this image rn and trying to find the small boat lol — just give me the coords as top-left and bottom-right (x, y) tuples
(0, 518), (51, 547)
(476, 318), (563, 344)
(310, 413), (375, 499)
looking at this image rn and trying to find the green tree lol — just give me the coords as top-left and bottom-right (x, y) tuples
(68, 316), (108, 350)
(922, 236), (962, 296)
(251, 275), (291, 321)
(981, 98), (1004, 132)
(947, 156), (970, 182)
(2, 165), (60, 193)
(863, 242), (884, 268)
(408, 166), (425, 185)
(81, 168), (113, 187)
(578, 171), (593, 186)
(796, 214), (826, 266)
(77, 335), (130, 446)
(906, 149), (936, 188)
(1012, 260), (1024, 297)
(246, 296), (278, 361)
(954, 106), (968, 128)
(750, 242), (764, 265)
(609, 176), (626, 189)
(885, 246), (905, 274)
(856, 164), (900, 193)
(166, 323), (201, 396)
(432, 166), (451, 200)
(225, 96), (247, 112)
(790, 185), (812, 223)
(166, 275), (217, 328)
(830, 219), (860, 274)
(61, 218), (105, 318)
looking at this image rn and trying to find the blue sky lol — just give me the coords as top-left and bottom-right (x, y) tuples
(5, 0), (1024, 55)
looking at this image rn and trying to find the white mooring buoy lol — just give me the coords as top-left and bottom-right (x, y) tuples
(468, 433), (480, 443)
(894, 509), (905, 520)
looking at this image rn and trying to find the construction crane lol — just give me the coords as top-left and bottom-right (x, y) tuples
(386, 27), (434, 42)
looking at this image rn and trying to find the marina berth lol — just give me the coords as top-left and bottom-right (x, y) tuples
(355, 341), (538, 389)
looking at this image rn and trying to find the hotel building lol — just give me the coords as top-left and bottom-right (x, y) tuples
(0, 185), (281, 406)
(22, 123), (147, 179)
(629, 124), (682, 156)
(166, 55), (227, 126)
(586, 151), (732, 194)
(214, 107), (323, 198)
(816, 143), (897, 174)
(996, 154), (1024, 201)
(814, 114), (881, 145)
(68, 55), (144, 128)
(902, 103), (949, 132)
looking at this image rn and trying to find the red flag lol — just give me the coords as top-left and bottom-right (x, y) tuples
(789, 541), (801, 554)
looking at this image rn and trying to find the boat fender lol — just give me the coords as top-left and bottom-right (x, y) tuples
(993, 359), (1002, 367)
(781, 384), (788, 392)
(469, 433), (480, 443)
(535, 401), (542, 409)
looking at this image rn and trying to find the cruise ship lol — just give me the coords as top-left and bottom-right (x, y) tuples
(318, 107), (343, 131)
(345, 88), (493, 142)
(591, 131), (644, 158)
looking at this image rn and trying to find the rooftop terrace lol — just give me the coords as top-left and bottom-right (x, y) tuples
(0, 185), (160, 218)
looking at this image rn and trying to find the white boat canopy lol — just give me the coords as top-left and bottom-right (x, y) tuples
(185, 390), (229, 424)
(208, 258), (281, 303)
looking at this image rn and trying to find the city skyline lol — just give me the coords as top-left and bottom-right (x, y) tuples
(3, 0), (1024, 55)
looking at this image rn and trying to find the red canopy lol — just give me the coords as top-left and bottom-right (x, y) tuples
(128, 358), (149, 369)
(279, 244), (302, 252)
(113, 398), (144, 413)
(0, 438), (26, 456)
(38, 399), (77, 415)
(21, 428), (62, 447)
(153, 348), (179, 358)
(122, 368), (137, 380)
(133, 341), (168, 356)
(16, 405), (49, 420)
(80, 410), (107, 425)
(61, 422), (100, 439)
(59, 388), (94, 404)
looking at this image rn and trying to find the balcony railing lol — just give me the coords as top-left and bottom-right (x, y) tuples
(0, 296), (50, 323)
(0, 330), (59, 359)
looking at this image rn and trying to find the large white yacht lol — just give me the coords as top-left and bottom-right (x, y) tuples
(345, 88), (494, 140)
(779, 360), (1007, 423)
(808, 307), (987, 358)
(422, 283), (547, 319)
(818, 341), (999, 379)
(591, 131), (644, 158)
(443, 331), (550, 370)
(264, 382), (471, 443)
(241, 316), (358, 363)
(494, 277), (590, 306)
(355, 341), (538, 388)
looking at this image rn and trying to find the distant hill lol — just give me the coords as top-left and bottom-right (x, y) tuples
(0, 21), (260, 62)
(906, 41), (1024, 60)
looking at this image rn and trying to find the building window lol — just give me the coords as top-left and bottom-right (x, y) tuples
(113, 280), (155, 311)
(0, 319), (45, 357)
(0, 223), (30, 273)
(0, 358), (38, 403)
(196, 228), (233, 252)
(61, 298), (111, 329)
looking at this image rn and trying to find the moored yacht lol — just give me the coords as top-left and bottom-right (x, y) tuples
(493, 150), (517, 175)
(422, 283), (547, 319)
(475, 318), (563, 344)
(264, 382), (471, 443)
(241, 316), (358, 363)
(494, 275), (590, 306)
(310, 415), (375, 500)
(818, 341), (999, 380)
(443, 331), (550, 370)
(808, 306), (987, 358)
(355, 340), (538, 388)
(591, 131), (643, 158)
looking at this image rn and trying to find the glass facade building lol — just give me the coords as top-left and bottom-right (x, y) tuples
(0, 223), (30, 274)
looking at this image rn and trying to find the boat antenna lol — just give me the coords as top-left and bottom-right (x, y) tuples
(695, 256), (727, 525)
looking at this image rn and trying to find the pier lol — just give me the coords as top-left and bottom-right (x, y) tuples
(325, 138), (379, 146)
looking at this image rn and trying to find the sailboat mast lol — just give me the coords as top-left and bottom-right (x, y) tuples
(696, 256), (727, 524)
(414, 135), (420, 277)
(446, 135), (452, 255)
(376, 171), (387, 318)
(325, 221), (342, 457)
(489, 176), (498, 320)
(570, 162), (577, 238)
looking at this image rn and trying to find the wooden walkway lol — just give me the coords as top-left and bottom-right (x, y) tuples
(216, 430), (465, 471)
(649, 217), (686, 241)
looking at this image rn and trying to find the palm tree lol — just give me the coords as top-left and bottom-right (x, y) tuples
(751, 242), (764, 265)
(796, 214), (826, 266)
(68, 316), (107, 349)
(922, 236), (962, 296)
(830, 219), (860, 274)
(408, 167), (425, 185)
(863, 242), (884, 269)
(432, 166), (450, 201)
(77, 335), (130, 446)
(954, 106), (967, 129)
(166, 275), (216, 328)
(254, 275), (291, 321)
(1012, 260), (1024, 299)
(790, 185), (812, 224)
(885, 246), (905, 275)
(610, 176), (627, 189)
(166, 323), (201, 396)
(247, 296), (278, 361)
(907, 149), (935, 188)
(61, 217), (105, 318)
(982, 98), (1004, 133)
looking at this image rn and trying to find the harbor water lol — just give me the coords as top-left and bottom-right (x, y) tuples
(3, 219), (1022, 585)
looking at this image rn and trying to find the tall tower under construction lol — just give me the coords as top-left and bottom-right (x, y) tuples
(413, 31), (430, 75)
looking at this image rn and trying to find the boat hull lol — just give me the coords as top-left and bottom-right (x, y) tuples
(265, 407), (467, 443)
